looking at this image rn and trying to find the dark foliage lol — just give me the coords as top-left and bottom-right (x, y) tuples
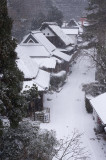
(47, 6), (63, 26)
(82, 0), (106, 83)
(31, 5), (63, 30)
(0, 0), (25, 128)
(2, 120), (57, 160)
(85, 97), (93, 113)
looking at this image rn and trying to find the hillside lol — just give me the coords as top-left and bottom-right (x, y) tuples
(8, 0), (88, 41)
(52, 0), (88, 20)
(8, 0), (53, 41)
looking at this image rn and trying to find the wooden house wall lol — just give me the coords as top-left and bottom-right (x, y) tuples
(47, 36), (65, 48)
(42, 28), (55, 37)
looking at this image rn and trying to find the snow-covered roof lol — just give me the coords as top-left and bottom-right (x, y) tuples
(68, 19), (78, 27)
(34, 69), (50, 90)
(66, 46), (74, 51)
(76, 23), (83, 34)
(22, 69), (50, 91)
(22, 80), (44, 91)
(86, 94), (94, 100)
(21, 31), (56, 53)
(52, 70), (66, 77)
(83, 22), (90, 27)
(16, 45), (51, 58)
(56, 48), (68, 52)
(67, 19), (83, 34)
(17, 55), (39, 79)
(62, 22), (68, 28)
(52, 50), (72, 62)
(41, 22), (58, 26)
(62, 28), (79, 35)
(40, 22), (74, 45)
(32, 58), (56, 69)
(90, 93), (106, 125)
(48, 24), (74, 45)
(51, 57), (62, 64)
(31, 31), (56, 52)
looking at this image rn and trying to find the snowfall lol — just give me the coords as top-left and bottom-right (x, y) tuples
(41, 52), (106, 160)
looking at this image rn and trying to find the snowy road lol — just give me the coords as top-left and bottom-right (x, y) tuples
(41, 54), (106, 160)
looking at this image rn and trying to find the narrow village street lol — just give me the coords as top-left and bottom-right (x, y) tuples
(41, 53), (106, 160)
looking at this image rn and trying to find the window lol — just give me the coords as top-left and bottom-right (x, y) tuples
(28, 39), (34, 43)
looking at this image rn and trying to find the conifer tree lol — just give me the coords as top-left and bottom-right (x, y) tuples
(31, 5), (63, 30)
(47, 6), (63, 26)
(0, 0), (25, 128)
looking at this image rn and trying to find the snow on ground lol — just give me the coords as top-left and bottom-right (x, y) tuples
(41, 53), (106, 160)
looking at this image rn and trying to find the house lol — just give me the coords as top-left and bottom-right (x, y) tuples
(16, 54), (50, 92)
(29, 31), (73, 65)
(16, 31), (73, 73)
(80, 18), (89, 27)
(90, 92), (106, 132)
(64, 19), (83, 35)
(16, 32), (59, 73)
(40, 22), (74, 48)
(17, 32), (52, 58)
(67, 19), (79, 28)
(31, 30), (74, 73)
(16, 54), (50, 117)
(62, 28), (79, 46)
(31, 57), (62, 73)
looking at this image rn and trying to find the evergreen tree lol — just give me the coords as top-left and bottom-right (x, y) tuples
(47, 6), (63, 26)
(83, 0), (106, 83)
(31, 12), (46, 30)
(2, 120), (57, 160)
(0, 0), (25, 128)
(31, 5), (63, 30)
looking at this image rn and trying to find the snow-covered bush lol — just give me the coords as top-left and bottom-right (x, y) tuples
(1, 121), (89, 160)
(83, 82), (106, 97)
(50, 71), (67, 89)
(1, 119), (58, 160)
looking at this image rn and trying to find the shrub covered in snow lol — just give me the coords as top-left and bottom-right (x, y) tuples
(1, 119), (58, 160)
(1, 119), (89, 160)
(50, 71), (67, 89)
(83, 82), (106, 97)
